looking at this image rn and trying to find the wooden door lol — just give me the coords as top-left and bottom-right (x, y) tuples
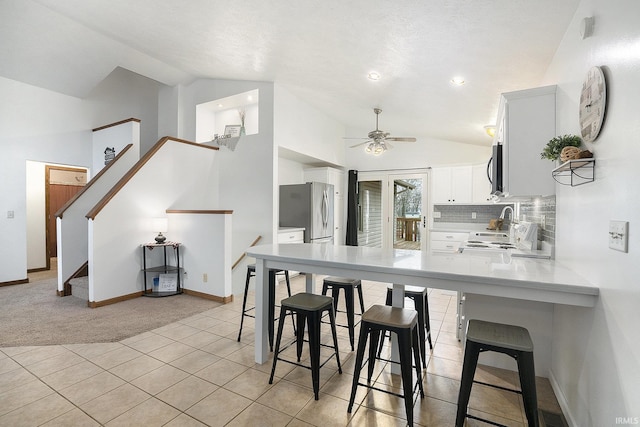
(46, 166), (87, 260)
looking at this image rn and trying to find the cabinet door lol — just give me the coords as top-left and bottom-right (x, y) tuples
(472, 163), (491, 203)
(432, 168), (452, 203)
(450, 166), (472, 203)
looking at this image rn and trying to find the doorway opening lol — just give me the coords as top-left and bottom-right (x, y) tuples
(45, 165), (87, 269)
(357, 170), (428, 251)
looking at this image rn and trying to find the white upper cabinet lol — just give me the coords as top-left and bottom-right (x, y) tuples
(472, 163), (491, 203)
(432, 166), (472, 203)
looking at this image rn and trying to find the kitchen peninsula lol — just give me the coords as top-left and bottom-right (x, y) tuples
(247, 243), (598, 374)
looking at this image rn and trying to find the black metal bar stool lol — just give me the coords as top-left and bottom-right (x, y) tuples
(377, 284), (433, 368)
(237, 263), (292, 350)
(269, 293), (342, 400)
(456, 319), (539, 427)
(347, 305), (424, 426)
(321, 277), (365, 351)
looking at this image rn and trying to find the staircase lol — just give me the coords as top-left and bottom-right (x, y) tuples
(69, 276), (89, 302)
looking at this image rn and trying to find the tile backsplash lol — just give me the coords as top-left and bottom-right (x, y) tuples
(434, 195), (556, 247)
(433, 204), (515, 227)
(519, 195), (556, 246)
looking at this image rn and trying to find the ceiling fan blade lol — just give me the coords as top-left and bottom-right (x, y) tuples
(343, 137), (369, 140)
(386, 137), (416, 142)
(350, 140), (372, 148)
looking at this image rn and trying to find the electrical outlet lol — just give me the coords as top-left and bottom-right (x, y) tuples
(7, 211), (14, 219)
(433, 211), (441, 219)
(609, 220), (629, 252)
(203, 273), (208, 282)
(471, 212), (477, 219)
(541, 215), (546, 230)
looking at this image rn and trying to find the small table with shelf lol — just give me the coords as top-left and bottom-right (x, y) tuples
(141, 242), (183, 297)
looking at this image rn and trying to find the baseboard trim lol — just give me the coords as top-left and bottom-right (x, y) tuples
(88, 291), (143, 308)
(549, 369), (577, 427)
(0, 278), (29, 287)
(183, 288), (233, 304)
(87, 289), (233, 308)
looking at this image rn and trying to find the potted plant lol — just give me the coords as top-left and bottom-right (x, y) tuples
(540, 134), (582, 162)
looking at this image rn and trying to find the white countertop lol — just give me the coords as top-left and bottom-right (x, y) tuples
(430, 222), (501, 233)
(278, 227), (305, 233)
(247, 243), (598, 307)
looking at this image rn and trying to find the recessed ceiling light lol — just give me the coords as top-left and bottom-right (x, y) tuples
(217, 103), (223, 108)
(450, 76), (466, 86)
(368, 72), (381, 81)
(247, 95), (253, 101)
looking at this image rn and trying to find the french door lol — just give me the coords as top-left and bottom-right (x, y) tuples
(357, 170), (428, 251)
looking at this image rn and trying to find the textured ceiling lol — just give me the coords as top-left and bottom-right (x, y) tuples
(1, 0), (580, 146)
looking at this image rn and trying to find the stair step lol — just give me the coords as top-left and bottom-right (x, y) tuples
(69, 276), (88, 301)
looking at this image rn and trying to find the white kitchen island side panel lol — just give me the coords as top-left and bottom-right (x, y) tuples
(463, 293), (554, 377)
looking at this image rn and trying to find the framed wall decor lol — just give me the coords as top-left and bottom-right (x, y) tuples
(224, 124), (241, 137)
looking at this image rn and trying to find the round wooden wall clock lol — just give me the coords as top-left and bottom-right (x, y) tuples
(579, 66), (607, 142)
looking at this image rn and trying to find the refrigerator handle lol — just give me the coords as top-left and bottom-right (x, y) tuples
(322, 190), (327, 228)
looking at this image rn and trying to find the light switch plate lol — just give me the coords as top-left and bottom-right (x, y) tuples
(433, 211), (442, 219)
(609, 220), (629, 252)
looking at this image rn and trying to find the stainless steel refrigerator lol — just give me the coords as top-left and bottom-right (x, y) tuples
(279, 182), (334, 243)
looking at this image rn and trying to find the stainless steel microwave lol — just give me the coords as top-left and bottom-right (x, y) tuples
(488, 144), (503, 195)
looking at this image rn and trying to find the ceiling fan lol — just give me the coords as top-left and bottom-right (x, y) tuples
(348, 108), (417, 155)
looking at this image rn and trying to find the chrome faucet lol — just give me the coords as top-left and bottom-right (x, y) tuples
(499, 205), (514, 220)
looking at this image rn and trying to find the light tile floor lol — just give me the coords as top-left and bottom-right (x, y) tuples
(1, 273), (563, 426)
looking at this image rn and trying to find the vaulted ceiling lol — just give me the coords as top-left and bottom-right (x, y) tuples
(0, 0), (580, 146)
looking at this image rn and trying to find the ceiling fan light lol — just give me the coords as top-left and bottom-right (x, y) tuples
(484, 125), (496, 138)
(367, 72), (381, 81)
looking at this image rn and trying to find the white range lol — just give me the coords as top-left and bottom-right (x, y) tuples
(459, 221), (546, 258)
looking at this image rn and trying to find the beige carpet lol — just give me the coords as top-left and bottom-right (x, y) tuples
(0, 275), (223, 347)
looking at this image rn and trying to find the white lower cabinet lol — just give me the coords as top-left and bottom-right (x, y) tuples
(429, 231), (468, 253)
(277, 228), (304, 280)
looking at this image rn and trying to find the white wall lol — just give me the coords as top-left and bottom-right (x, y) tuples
(89, 139), (218, 302)
(0, 76), (91, 281)
(58, 122), (140, 291)
(25, 161), (47, 270)
(169, 212), (232, 298)
(92, 121), (140, 173)
(274, 84), (346, 167)
(84, 67), (165, 154)
(169, 79), (276, 296)
(541, 1), (640, 425)
(278, 157), (306, 185)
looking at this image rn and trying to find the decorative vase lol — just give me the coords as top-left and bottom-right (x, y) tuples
(240, 126), (246, 136)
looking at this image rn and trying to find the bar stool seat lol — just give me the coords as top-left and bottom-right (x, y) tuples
(321, 277), (365, 351)
(377, 284), (433, 368)
(237, 264), (292, 350)
(456, 319), (539, 427)
(269, 293), (342, 400)
(347, 305), (424, 426)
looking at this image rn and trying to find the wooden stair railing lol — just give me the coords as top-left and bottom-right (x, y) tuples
(232, 235), (262, 270)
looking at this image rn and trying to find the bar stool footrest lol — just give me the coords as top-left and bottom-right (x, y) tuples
(473, 379), (523, 395)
